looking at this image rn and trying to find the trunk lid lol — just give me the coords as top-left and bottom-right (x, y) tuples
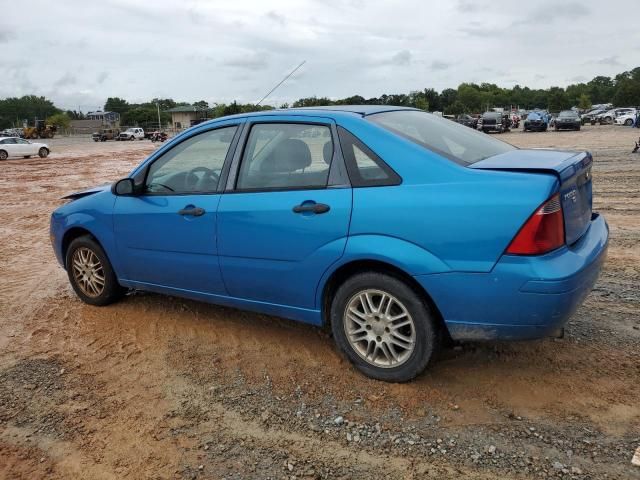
(470, 149), (593, 245)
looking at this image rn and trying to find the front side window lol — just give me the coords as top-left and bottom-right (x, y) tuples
(369, 110), (516, 166)
(145, 125), (237, 194)
(236, 123), (332, 190)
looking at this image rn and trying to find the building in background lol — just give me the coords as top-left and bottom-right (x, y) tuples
(86, 111), (120, 124)
(166, 105), (208, 130)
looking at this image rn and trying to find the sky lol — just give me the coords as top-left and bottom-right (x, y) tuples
(2, 0), (639, 111)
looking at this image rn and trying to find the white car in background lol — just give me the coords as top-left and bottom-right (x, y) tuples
(0, 137), (49, 160)
(614, 112), (638, 126)
(118, 127), (145, 141)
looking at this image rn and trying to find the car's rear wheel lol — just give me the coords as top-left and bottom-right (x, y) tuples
(330, 272), (437, 382)
(0, 150), (7, 160)
(625, 118), (633, 126)
(38, 148), (48, 158)
(66, 236), (126, 306)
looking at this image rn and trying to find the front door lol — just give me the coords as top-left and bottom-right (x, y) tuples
(113, 124), (240, 295)
(217, 120), (352, 310)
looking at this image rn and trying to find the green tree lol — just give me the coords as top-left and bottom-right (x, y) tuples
(47, 112), (71, 130)
(578, 93), (592, 110)
(104, 97), (129, 116)
(193, 100), (209, 111)
(547, 87), (571, 112)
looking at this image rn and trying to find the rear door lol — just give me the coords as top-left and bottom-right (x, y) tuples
(217, 117), (352, 309)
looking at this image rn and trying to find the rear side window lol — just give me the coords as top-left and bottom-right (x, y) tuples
(368, 110), (516, 166)
(236, 123), (332, 191)
(337, 127), (401, 187)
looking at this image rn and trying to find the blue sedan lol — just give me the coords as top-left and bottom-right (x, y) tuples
(50, 106), (608, 382)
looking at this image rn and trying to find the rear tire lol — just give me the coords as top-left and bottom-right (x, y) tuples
(330, 272), (437, 382)
(38, 148), (48, 158)
(625, 119), (633, 126)
(66, 235), (126, 306)
(23, 155), (31, 158)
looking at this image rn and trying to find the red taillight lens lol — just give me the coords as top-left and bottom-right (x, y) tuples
(506, 194), (565, 255)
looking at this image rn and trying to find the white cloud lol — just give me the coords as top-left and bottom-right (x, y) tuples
(1, 0), (639, 109)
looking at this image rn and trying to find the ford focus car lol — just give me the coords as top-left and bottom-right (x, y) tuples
(50, 106), (608, 382)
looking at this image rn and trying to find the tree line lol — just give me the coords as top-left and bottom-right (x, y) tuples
(1, 67), (639, 130)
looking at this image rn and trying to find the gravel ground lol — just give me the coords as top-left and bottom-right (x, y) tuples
(0, 125), (639, 479)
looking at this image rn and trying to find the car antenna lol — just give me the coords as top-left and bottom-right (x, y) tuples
(255, 60), (306, 107)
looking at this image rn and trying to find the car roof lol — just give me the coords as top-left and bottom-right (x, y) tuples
(204, 105), (420, 124)
(0, 136), (17, 141)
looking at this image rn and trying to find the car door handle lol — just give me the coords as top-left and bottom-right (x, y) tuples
(292, 203), (330, 214)
(178, 207), (205, 216)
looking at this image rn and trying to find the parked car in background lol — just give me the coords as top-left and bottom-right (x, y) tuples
(554, 110), (581, 131)
(479, 111), (510, 133)
(596, 108), (635, 125)
(49, 106), (608, 382)
(118, 128), (145, 141)
(523, 111), (548, 131)
(581, 108), (607, 125)
(92, 128), (120, 142)
(0, 136), (49, 160)
(614, 112), (638, 126)
(454, 114), (478, 129)
(1, 128), (25, 138)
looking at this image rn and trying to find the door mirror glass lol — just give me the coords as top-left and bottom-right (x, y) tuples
(114, 178), (135, 196)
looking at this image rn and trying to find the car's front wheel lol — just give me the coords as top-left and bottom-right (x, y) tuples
(330, 272), (437, 382)
(0, 150), (7, 160)
(66, 235), (126, 306)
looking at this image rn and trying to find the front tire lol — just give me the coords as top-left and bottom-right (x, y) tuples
(0, 150), (7, 160)
(66, 236), (125, 306)
(330, 272), (437, 382)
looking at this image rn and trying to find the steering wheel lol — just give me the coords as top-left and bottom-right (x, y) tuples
(184, 167), (219, 191)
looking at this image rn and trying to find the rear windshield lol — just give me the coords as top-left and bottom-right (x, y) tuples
(559, 111), (577, 117)
(368, 110), (516, 166)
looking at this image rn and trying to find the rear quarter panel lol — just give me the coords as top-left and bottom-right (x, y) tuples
(334, 116), (560, 273)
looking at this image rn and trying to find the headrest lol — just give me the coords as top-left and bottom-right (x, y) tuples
(261, 138), (312, 173)
(322, 141), (333, 165)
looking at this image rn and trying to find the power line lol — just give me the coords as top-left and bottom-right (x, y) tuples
(255, 60), (306, 106)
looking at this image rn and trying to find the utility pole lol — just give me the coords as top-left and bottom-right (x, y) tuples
(156, 102), (162, 130)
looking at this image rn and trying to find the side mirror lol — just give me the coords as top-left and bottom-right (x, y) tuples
(113, 178), (136, 196)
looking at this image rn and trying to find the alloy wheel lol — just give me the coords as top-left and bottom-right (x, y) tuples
(343, 289), (416, 368)
(71, 247), (105, 297)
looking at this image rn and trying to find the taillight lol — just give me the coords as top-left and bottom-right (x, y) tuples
(506, 194), (565, 255)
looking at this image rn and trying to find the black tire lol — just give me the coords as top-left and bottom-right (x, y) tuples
(0, 150), (7, 160)
(576, 126), (581, 131)
(23, 155), (31, 158)
(625, 119), (633, 126)
(330, 272), (437, 382)
(65, 235), (126, 306)
(38, 148), (48, 158)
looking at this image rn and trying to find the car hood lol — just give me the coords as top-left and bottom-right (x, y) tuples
(62, 183), (112, 200)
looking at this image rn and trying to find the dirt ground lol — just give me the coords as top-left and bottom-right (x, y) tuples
(1, 126), (639, 480)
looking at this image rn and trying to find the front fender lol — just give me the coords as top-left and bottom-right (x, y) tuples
(314, 234), (451, 308)
(51, 191), (121, 276)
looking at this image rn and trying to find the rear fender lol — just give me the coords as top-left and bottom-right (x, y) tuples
(315, 234), (450, 307)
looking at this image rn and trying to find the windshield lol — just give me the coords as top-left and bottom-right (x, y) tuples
(559, 111), (577, 118)
(368, 110), (516, 166)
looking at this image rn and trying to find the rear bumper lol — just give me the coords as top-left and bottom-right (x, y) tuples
(414, 213), (608, 341)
